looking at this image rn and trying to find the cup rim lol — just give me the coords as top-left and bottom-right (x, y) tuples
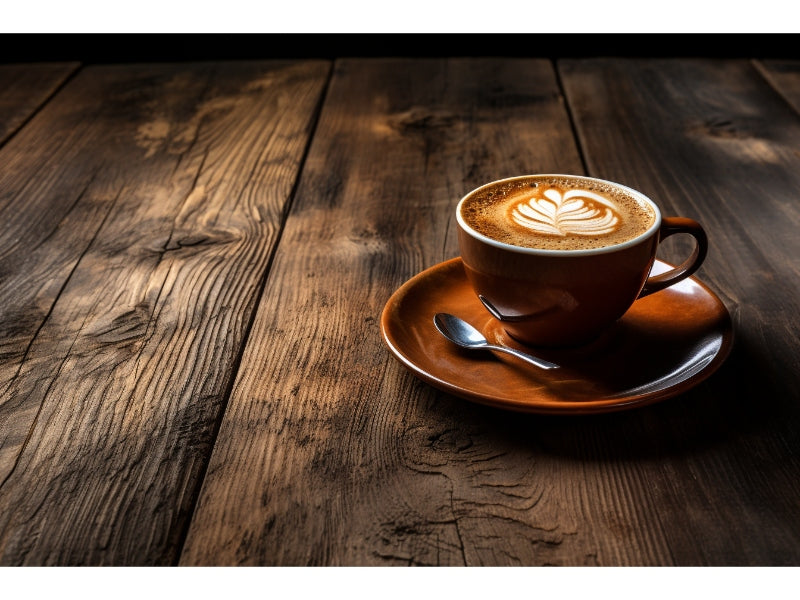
(456, 174), (663, 256)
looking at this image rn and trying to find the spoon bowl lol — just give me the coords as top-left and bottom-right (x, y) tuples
(433, 313), (559, 370)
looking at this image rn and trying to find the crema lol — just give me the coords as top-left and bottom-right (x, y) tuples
(459, 175), (656, 250)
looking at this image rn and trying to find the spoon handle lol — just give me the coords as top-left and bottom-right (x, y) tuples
(488, 344), (559, 370)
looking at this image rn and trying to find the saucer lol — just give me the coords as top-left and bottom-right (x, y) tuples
(380, 257), (733, 415)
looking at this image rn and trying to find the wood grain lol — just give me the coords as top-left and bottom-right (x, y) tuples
(180, 57), (593, 566)
(0, 60), (330, 565)
(0, 63), (79, 145)
(559, 58), (800, 564)
(754, 59), (800, 114)
(2, 55), (798, 568)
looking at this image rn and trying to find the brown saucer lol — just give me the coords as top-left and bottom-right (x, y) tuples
(380, 257), (733, 415)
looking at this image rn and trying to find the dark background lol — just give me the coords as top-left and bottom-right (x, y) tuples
(1, 33), (798, 63)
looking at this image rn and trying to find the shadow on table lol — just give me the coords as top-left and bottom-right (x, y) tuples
(436, 327), (796, 463)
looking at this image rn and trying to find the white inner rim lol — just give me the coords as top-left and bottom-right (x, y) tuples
(456, 175), (662, 256)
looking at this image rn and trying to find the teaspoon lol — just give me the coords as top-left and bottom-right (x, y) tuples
(433, 313), (559, 370)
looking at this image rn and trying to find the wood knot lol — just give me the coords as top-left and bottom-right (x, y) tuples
(389, 107), (458, 133)
(689, 116), (755, 140)
(84, 303), (151, 350)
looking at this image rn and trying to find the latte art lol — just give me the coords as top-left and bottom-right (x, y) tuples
(510, 188), (620, 237)
(459, 175), (657, 250)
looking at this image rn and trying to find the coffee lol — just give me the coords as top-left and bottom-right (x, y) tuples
(459, 175), (656, 251)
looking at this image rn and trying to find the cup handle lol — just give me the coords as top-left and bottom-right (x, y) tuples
(638, 217), (708, 298)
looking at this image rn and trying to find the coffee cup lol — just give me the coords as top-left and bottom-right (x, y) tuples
(456, 174), (708, 347)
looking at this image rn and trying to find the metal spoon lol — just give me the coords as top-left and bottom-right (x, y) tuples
(433, 313), (559, 370)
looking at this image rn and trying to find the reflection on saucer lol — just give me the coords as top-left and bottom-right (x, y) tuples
(380, 257), (733, 415)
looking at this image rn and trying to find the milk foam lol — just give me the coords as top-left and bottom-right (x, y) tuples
(510, 188), (620, 237)
(460, 176), (656, 250)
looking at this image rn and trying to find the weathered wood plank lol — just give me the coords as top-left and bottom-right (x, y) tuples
(180, 57), (613, 566)
(559, 58), (800, 565)
(0, 60), (330, 565)
(754, 59), (800, 114)
(0, 63), (79, 145)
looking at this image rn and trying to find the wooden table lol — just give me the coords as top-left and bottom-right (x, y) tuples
(1, 49), (800, 567)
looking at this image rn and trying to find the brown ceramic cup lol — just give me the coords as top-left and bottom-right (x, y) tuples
(456, 174), (708, 347)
